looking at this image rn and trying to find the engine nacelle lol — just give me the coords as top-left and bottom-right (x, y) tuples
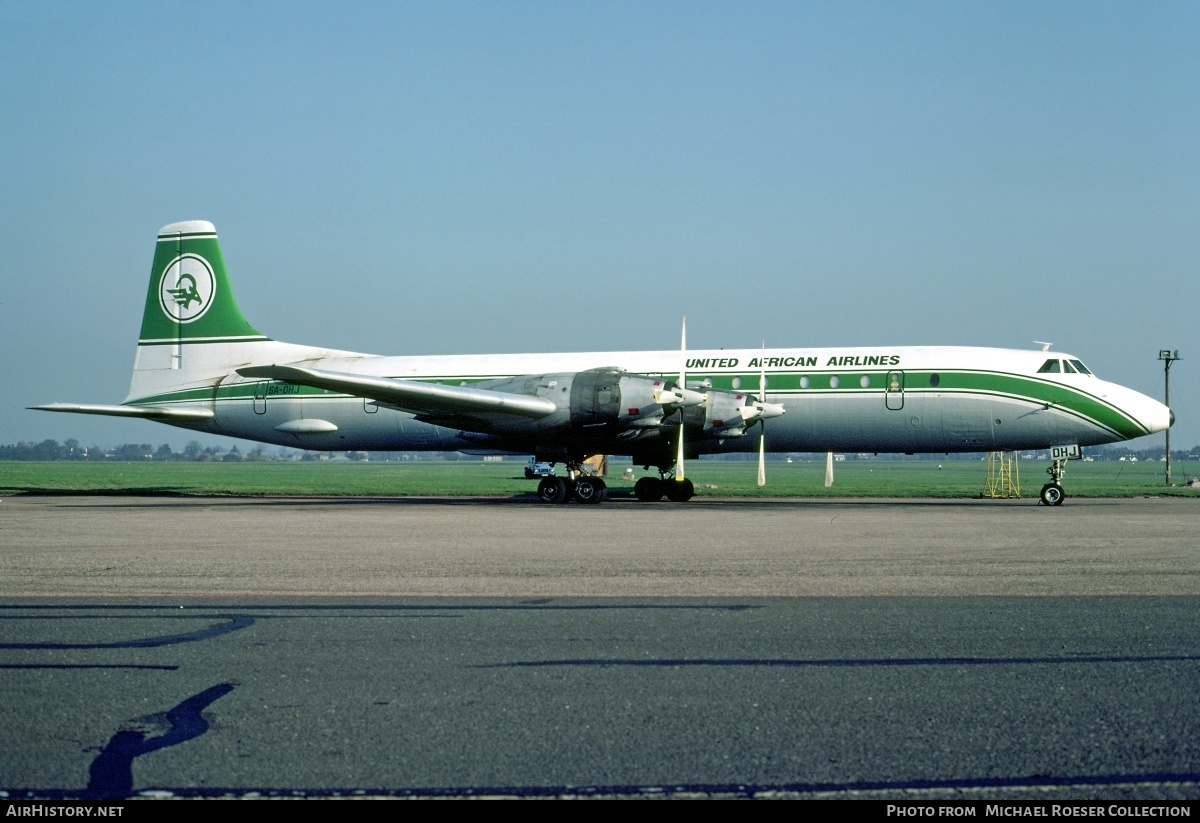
(615, 373), (704, 427)
(699, 388), (753, 436)
(475, 367), (703, 435)
(677, 388), (787, 439)
(569, 368), (703, 429)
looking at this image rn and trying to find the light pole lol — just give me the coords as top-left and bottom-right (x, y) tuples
(1158, 350), (1180, 486)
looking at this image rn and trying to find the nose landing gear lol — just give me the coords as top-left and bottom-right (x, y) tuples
(1039, 458), (1068, 506)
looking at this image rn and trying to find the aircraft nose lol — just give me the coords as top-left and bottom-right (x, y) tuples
(1124, 386), (1174, 435)
(1148, 400), (1174, 434)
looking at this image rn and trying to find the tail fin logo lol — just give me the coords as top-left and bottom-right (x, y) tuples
(158, 254), (216, 323)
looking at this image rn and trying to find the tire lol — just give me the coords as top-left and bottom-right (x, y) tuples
(557, 479), (575, 504)
(634, 476), (663, 502)
(1039, 482), (1065, 506)
(574, 477), (607, 504)
(538, 476), (569, 504)
(664, 477), (695, 502)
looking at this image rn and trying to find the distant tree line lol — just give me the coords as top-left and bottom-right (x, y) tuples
(1086, 443), (1200, 462)
(0, 439), (483, 463)
(0, 439), (272, 462)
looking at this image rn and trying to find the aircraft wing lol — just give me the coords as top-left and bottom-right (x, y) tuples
(236, 365), (557, 420)
(29, 403), (215, 420)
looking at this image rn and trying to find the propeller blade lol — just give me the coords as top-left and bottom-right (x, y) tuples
(825, 451), (834, 488)
(677, 316), (686, 482)
(757, 431), (766, 487)
(758, 340), (766, 403)
(680, 315), (687, 376)
(677, 422), (686, 482)
(757, 340), (767, 487)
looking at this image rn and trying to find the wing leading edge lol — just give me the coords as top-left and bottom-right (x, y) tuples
(235, 365), (558, 419)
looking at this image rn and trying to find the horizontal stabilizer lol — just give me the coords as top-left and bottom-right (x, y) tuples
(236, 365), (557, 419)
(30, 403), (215, 421)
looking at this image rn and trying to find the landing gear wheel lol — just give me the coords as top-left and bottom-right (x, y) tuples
(537, 476), (570, 504)
(573, 477), (607, 504)
(1039, 482), (1065, 506)
(634, 476), (664, 502)
(1041, 458), (1068, 506)
(665, 477), (695, 502)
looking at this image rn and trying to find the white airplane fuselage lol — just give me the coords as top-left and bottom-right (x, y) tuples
(136, 341), (1168, 458)
(34, 221), (1172, 503)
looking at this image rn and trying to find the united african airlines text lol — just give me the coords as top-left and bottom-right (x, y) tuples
(687, 355), (902, 370)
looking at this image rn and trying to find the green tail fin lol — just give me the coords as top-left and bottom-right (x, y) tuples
(138, 220), (266, 343)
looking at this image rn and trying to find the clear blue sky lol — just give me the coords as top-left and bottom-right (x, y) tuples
(2, 1), (1196, 452)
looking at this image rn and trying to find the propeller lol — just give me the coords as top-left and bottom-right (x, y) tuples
(825, 450), (834, 487)
(757, 343), (767, 487)
(677, 316), (687, 483)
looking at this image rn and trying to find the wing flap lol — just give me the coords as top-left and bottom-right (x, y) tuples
(236, 365), (557, 419)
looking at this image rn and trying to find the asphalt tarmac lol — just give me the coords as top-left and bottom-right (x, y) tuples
(1, 496), (1198, 799)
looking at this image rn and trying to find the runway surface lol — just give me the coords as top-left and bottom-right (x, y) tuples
(1, 496), (1198, 799)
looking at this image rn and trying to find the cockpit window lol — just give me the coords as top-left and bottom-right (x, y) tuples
(1037, 359), (1062, 373)
(1069, 359), (1092, 375)
(1063, 360), (1078, 374)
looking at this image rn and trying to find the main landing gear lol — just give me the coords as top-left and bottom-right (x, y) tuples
(633, 474), (694, 503)
(534, 464), (694, 504)
(1039, 458), (1067, 506)
(536, 462), (608, 505)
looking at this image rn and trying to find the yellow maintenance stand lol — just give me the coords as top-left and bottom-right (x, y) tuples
(982, 451), (1021, 498)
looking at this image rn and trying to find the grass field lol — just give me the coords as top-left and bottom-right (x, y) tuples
(2, 458), (1198, 499)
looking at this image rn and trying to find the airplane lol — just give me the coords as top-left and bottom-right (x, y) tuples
(33, 220), (1173, 506)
